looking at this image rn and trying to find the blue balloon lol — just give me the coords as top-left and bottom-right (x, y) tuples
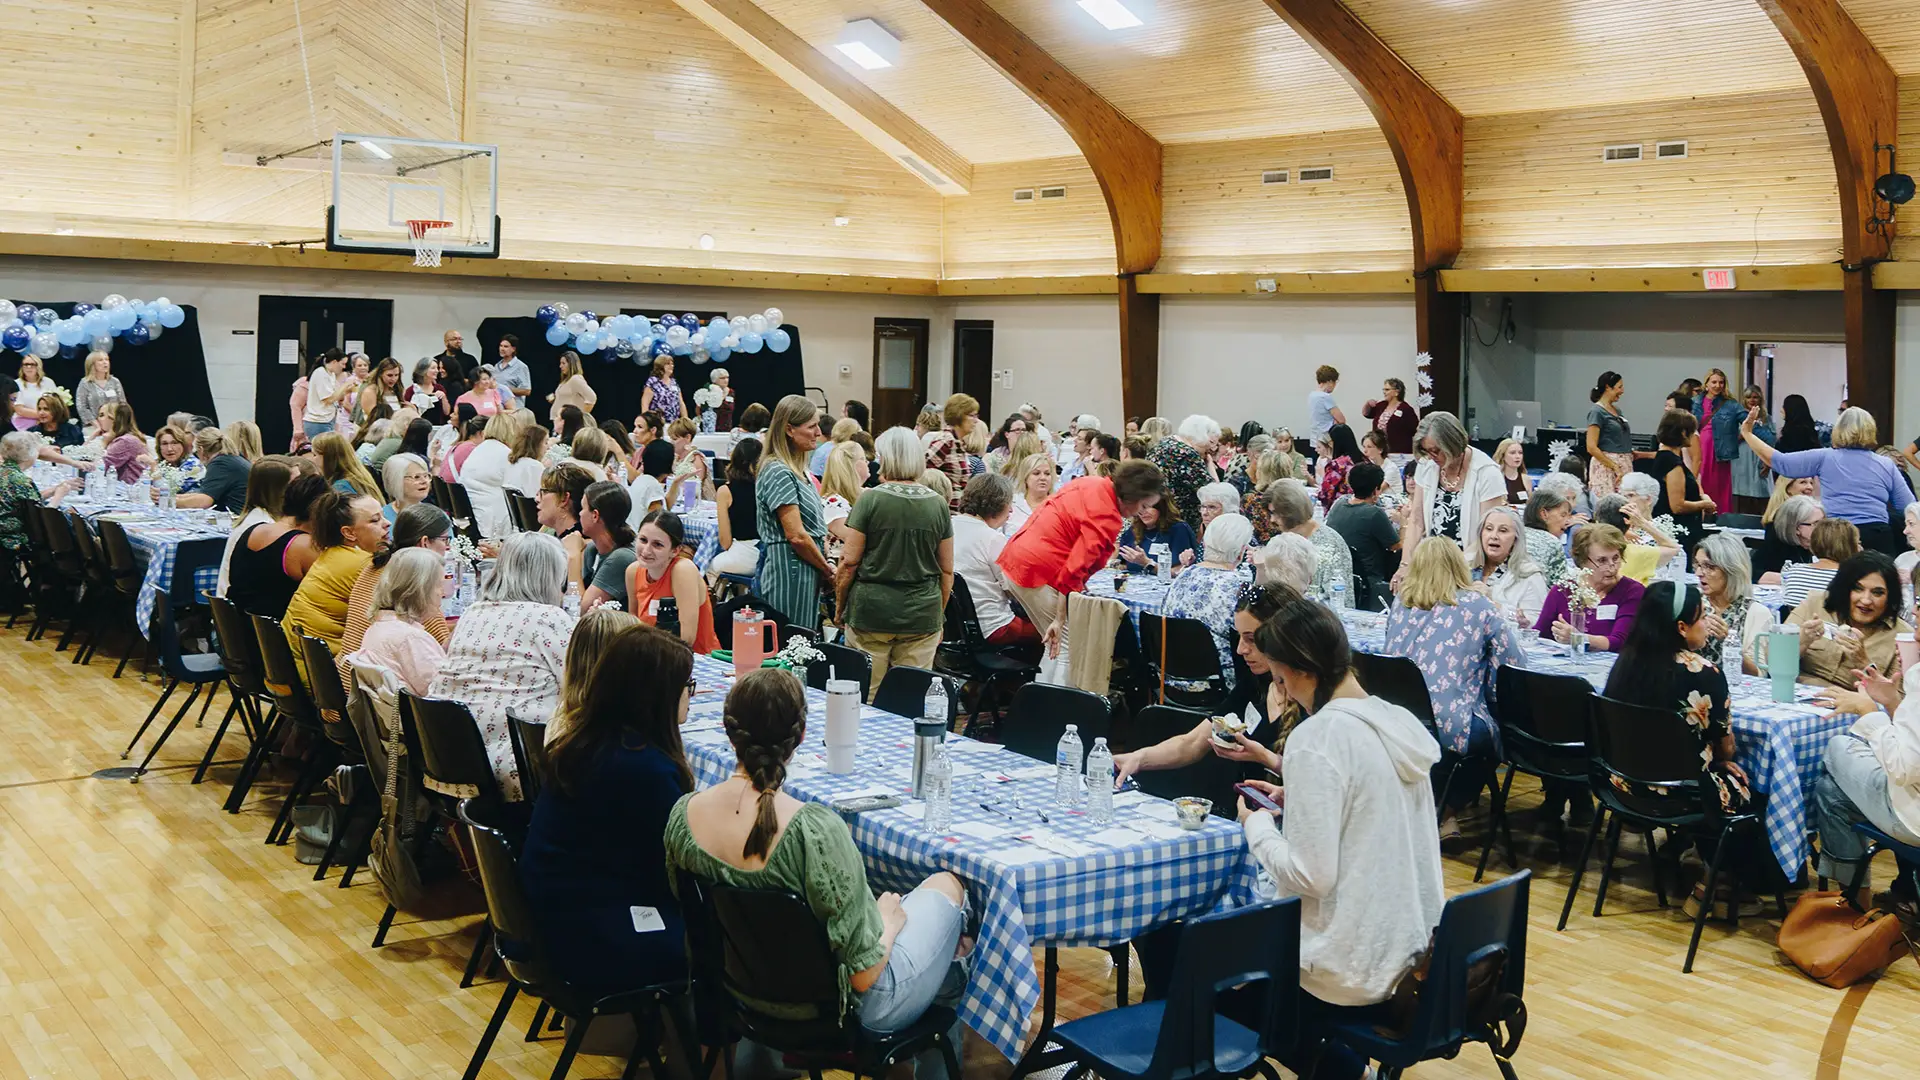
(580, 311), (597, 324)
(58, 343), (82, 359)
(159, 304), (184, 329)
(545, 322), (570, 346)
(536, 304), (558, 326)
(710, 345), (731, 363)
(740, 332), (763, 354)
(672, 342), (693, 357)
(82, 310), (111, 337)
(108, 306), (137, 332)
(1, 325), (29, 352)
(125, 324), (152, 346)
(15, 304), (36, 325)
(71, 302), (94, 317)
(574, 332), (598, 354)
(607, 314), (632, 335)
(680, 313), (700, 329)
(766, 328), (791, 353)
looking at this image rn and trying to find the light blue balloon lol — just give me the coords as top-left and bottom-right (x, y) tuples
(766, 328), (791, 353)
(82, 310), (112, 337)
(545, 322), (571, 346)
(710, 345), (731, 363)
(672, 342), (693, 357)
(56, 319), (85, 347)
(108, 306), (137, 332)
(574, 332), (598, 354)
(159, 304), (184, 329)
(740, 332), (763, 354)
(607, 314), (632, 335)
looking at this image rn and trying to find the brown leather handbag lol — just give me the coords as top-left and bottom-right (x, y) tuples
(1778, 891), (1914, 988)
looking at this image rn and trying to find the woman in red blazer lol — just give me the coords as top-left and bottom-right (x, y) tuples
(998, 459), (1167, 655)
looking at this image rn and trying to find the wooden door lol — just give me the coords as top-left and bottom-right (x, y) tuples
(871, 319), (929, 431)
(255, 295), (393, 453)
(954, 319), (994, 423)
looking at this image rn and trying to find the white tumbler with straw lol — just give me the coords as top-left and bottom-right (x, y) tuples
(824, 669), (861, 773)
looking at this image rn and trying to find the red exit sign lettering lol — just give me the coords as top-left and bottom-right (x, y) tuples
(1702, 268), (1738, 291)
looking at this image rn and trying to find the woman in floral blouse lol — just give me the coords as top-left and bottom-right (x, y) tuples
(1163, 513), (1255, 688)
(1314, 424), (1363, 510)
(1385, 536), (1521, 840)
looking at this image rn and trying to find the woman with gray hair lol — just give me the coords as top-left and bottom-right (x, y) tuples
(1148, 414), (1222, 525)
(344, 547), (449, 696)
(1756, 493), (1825, 583)
(1, 430), (79, 553)
(1470, 504), (1547, 625)
(1742, 404), (1911, 555)
(1396, 411), (1506, 585)
(1534, 468), (1591, 519)
(836, 427), (955, 693)
(1257, 532), (1318, 595)
(1693, 532), (1775, 675)
(1196, 481), (1241, 536)
(1165, 511), (1257, 685)
(427, 531), (573, 799)
(1267, 478), (1353, 602)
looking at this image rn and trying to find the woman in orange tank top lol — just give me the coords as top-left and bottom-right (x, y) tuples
(626, 509), (722, 654)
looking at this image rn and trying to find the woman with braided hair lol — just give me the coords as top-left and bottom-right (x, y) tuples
(666, 668), (972, 1079)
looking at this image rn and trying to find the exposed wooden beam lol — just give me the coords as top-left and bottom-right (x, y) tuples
(936, 275), (1119, 296)
(1873, 262), (1920, 289)
(0, 232), (942, 296)
(1139, 271), (1415, 295)
(1259, 0), (1462, 273)
(1118, 276), (1160, 424)
(916, 0), (1160, 274)
(1756, 0), (1899, 435)
(665, 0), (971, 195)
(1438, 265), (1845, 293)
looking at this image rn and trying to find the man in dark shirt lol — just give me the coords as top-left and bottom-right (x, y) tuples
(1325, 462), (1400, 611)
(435, 329), (478, 401)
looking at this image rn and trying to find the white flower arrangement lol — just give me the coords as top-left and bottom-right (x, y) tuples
(542, 441), (573, 467)
(774, 636), (826, 669)
(1549, 561), (1603, 612)
(153, 464), (185, 491)
(1650, 512), (1687, 539)
(449, 534), (484, 570)
(692, 385), (726, 410)
(1546, 439), (1575, 472)
(50, 386), (74, 409)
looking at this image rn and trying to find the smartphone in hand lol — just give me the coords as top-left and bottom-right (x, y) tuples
(1235, 783), (1281, 813)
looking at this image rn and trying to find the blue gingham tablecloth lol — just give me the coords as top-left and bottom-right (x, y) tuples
(67, 500), (227, 637)
(1331, 607), (1845, 877)
(682, 509), (720, 570)
(681, 655), (1258, 1060)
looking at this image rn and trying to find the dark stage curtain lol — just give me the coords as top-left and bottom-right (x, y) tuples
(2, 303), (216, 430)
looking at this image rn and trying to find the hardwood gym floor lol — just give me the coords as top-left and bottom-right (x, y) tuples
(2, 622), (1916, 1079)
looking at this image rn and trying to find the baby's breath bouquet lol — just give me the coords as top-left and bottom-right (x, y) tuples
(1549, 561), (1602, 612)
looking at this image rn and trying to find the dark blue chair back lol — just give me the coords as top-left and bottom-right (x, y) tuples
(1154, 898), (1302, 1074)
(169, 537), (227, 609)
(152, 592), (223, 683)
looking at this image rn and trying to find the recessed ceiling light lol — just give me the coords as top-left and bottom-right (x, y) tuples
(360, 140), (393, 160)
(833, 216), (850, 227)
(1076, 0), (1151, 30)
(698, 233), (715, 250)
(836, 18), (901, 70)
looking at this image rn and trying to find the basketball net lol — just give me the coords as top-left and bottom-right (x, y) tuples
(407, 219), (453, 268)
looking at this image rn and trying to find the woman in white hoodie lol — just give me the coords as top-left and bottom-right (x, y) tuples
(1813, 661), (1920, 906)
(1239, 597), (1446, 1078)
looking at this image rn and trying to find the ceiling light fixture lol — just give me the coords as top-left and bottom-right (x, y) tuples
(360, 140), (393, 160)
(1076, 0), (1151, 30)
(833, 216), (850, 227)
(698, 233), (716, 250)
(835, 18), (901, 70)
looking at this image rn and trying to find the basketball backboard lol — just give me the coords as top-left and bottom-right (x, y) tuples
(328, 133), (500, 259)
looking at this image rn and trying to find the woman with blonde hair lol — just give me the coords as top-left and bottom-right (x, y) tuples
(504, 422), (549, 495)
(997, 432), (1045, 479)
(1470, 504), (1547, 626)
(1494, 437), (1530, 505)
(1006, 452), (1058, 534)
(1694, 366), (1741, 512)
(458, 410), (525, 537)
(9, 355), (59, 431)
(567, 424), (618, 482)
(99, 402), (154, 483)
(75, 351), (126, 428)
(356, 357), (405, 421)
(755, 394), (832, 632)
(809, 415), (860, 476)
(312, 431), (382, 500)
(224, 419), (264, 462)
(1387, 536), (1521, 836)
(1741, 404), (1911, 556)
(820, 438), (867, 571)
(1141, 416), (1173, 442)
(548, 349), (598, 427)
(545, 606), (643, 743)
(918, 469), (954, 507)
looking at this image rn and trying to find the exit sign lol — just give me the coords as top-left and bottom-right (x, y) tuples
(1702, 268), (1738, 290)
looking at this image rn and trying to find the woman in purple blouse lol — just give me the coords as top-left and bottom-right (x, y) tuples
(641, 355), (688, 422)
(1535, 524), (1645, 653)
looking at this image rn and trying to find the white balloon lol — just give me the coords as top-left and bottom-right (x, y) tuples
(665, 325), (690, 347)
(730, 315), (748, 329)
(763, 307), (784, 327)
(154, 296), (171, 307)
(102, 294), (127, 310)
(553, 301), (571, 319)
(565, 312), (588, 333)
(30, 331), (58, 359)
(692, 348), (710, 365)
(747, 314), (768, 334)
(722, 334), (740, 349)
(0, 300), (15, 324)
(690, 330), (706, 347)
(92, 334), (115, 354)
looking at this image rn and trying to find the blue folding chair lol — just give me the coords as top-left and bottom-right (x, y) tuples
(1847, 822), (1920, 904)
(1045, 898), (1301, 1080)
(1321, 872), (1530, 1080)
(118, 591), (228, 781)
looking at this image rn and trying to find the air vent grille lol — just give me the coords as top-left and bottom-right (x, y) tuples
(1261, 170), (1289, 185)
(1038, 185), (1067, 200)
(1012, 188), (1035, 202)
(1298, 166), (1333, 182)
(1655, 140), (1689, 160)
(1603, 144), (1643, 162)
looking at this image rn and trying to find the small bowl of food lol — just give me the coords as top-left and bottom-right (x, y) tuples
(1209, 713), (1249, 748)
(1173, 797), (1212, 830)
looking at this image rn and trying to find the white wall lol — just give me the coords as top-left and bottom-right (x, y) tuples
(1463, 293), (1538, 434)
(1899, 295), (1920, 451)
(1528, 291), (1845, 430)
(0, 256), (942, 425)
(938, 295), (1124, 429)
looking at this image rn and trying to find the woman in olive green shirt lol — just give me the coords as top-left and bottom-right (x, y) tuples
(665, 669), (970, 1079)
(836, 427), (955, 697)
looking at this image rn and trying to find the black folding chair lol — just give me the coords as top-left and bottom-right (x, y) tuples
(248, 613), (335, 847)
(1478, 668), (1593, 881)
(507, 710), (551, 803)
(298, 634), (373, 883)
(205, 594), (268, 789)
(94, 518), (151, 678)
(1127, 704), (1241, 819)
(394, 692), (508, 986)
(1003, 682), (1112, 764)
(29, 505), (87, 646)
(1354, 650), (1490, 815)
(505, 491), (539, 533)
(872, 666), (960, 727)
(449, 483), (484, 543)
(785, 624), (871, 699)
(117, 592), (227, 780)
(933, 575), (1039, 734)
(1138, 613), (1232, 711)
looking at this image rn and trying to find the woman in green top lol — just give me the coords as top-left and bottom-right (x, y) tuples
(837, 427), (955, 697)
(665, 669), (970, 1079)
(754, 395), (833, 633)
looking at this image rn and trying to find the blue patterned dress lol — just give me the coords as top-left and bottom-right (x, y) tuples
(1384, 589), (1521, 754)
(1162, 564), (1249, 688)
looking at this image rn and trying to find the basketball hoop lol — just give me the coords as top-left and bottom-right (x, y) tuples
(406, 219), (453, 267)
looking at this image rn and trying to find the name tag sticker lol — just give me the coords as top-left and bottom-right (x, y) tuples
(1594, 604), (1618, 621)
(630, 906), (667, 933)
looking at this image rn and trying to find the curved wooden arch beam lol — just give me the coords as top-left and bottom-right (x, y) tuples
(1262, 0), (1465, 410)
(918, 0), (1164, 417)
(1757, 0), (1899, 434)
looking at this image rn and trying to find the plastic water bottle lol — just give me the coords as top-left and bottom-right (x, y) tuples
(563, 581), (582, 618)
(442, 553), (463, 619)
(1330, 580), (1349, 611)
(1721, 627), (1743, 679)
(1085, 738), (1114, 825)
(159, 481), (175, 513)
(922, 744), (953, 833)
(1055, 724), (1083, 807)
(923, 679), (948, 728)
(1154, 544), (1173, 579)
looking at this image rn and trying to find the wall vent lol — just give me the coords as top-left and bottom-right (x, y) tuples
(1298, 166), (1334, 182)
(1261, 169), (1289, 185)
(1012, 188), (1035, 202)
(1655, 140), (1689, 160)
(1602, 144), (1643, 162)
(1038, 185), (1067, 200)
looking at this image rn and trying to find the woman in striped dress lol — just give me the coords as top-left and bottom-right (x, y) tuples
(753, 395), (832, 633)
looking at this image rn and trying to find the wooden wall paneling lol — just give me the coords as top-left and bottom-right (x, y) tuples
(1461, 89), (1842, 268)
(981, 0), (1375, 143)
(332, 0), (467, 142)
(1338, 0), (1809, 115)
(1836, 0), (1920, 75)
(1158, 131), (1411, 274)
(1138, 271), (1415, 294)
(940, 159), (1116, 279)
(1902, 79), (1920, 260)
(746, 0), (1078, 164)
(189, 0), (334, 228)
(471, 0), (942, 277)
(175, 0), (199, 220)
(1441, 264), (1844, 292)
(663, 0), (973, 193)
(1758, 0), (1899, 435)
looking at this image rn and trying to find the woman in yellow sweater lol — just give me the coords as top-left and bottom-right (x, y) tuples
(284, 490), (390, 689)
